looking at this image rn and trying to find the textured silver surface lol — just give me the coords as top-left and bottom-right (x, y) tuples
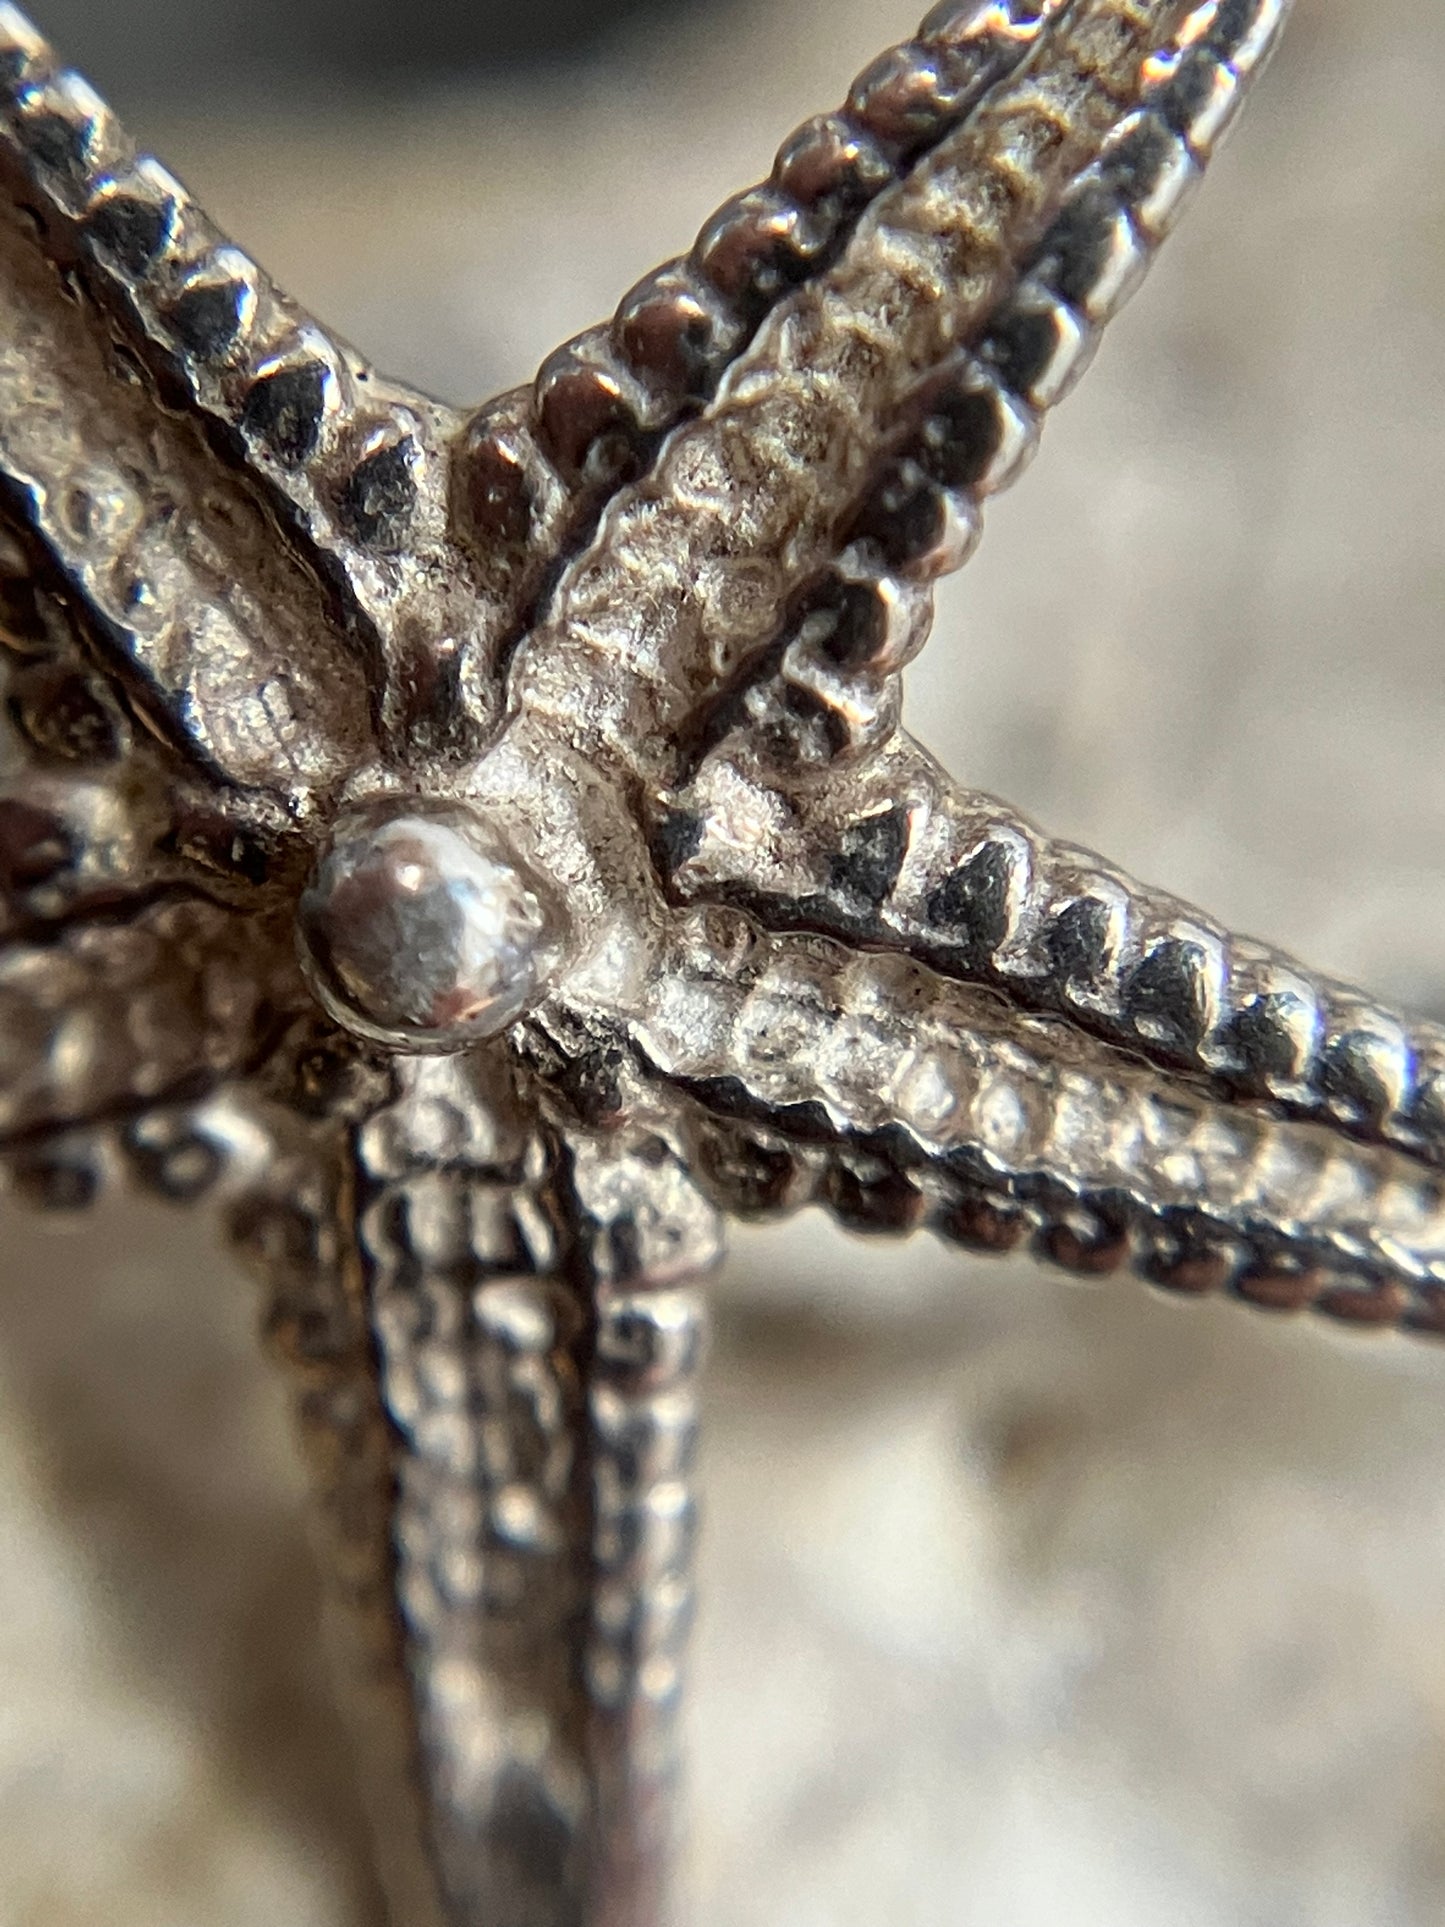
(1, 0), (1439, 1921)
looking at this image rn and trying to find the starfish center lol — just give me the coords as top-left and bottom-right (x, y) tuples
(296, 804), (558, 1051)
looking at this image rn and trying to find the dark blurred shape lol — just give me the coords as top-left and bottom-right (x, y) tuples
(30, 0), (709, 103)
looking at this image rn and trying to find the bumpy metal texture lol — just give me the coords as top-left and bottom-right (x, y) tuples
(3, 0), (1434, 1920)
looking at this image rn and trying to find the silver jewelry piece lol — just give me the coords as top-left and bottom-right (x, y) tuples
(0, 0), (1436, 1920)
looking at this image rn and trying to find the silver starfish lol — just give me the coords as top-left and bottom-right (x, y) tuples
(1, 0), (1438, 1920)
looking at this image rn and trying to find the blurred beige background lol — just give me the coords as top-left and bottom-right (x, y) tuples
(3, 0), (1445, 1921)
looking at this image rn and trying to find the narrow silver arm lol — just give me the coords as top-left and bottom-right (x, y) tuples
(604, 909), (1445, 1334)
(0, 520), (319, 1205)
(0, 4), (500, 760)
(652, 731), (1445, 1174)
(454, 0), (1072, 669)
(519, 0), (1290, 782)
(235, 1042), (716, 1927)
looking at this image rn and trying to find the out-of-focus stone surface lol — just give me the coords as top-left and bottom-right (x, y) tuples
(2, 0), (1445, 1919)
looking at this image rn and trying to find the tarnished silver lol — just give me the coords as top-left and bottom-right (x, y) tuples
(0, 0), (1435, 1921)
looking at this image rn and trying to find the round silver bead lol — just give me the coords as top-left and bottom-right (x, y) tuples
(296, 806), (558, 1051)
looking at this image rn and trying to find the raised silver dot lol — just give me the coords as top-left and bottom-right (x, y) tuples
(297, 805), (559, 1051)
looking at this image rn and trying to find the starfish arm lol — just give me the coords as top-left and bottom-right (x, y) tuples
(0, 537), (317, 1204)
(0, 188), (377, 798)
(605, 908), (1445, 1336)
(651, 731), (1445, 1172)
(456, 0), (1072, 663)
(0, 890), (302, 1206)
(0, 6), (506, 765)
(518, 0), (1288, 778)
(667, 0), (1298, 779)
(239, 1041), (717, 1926)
